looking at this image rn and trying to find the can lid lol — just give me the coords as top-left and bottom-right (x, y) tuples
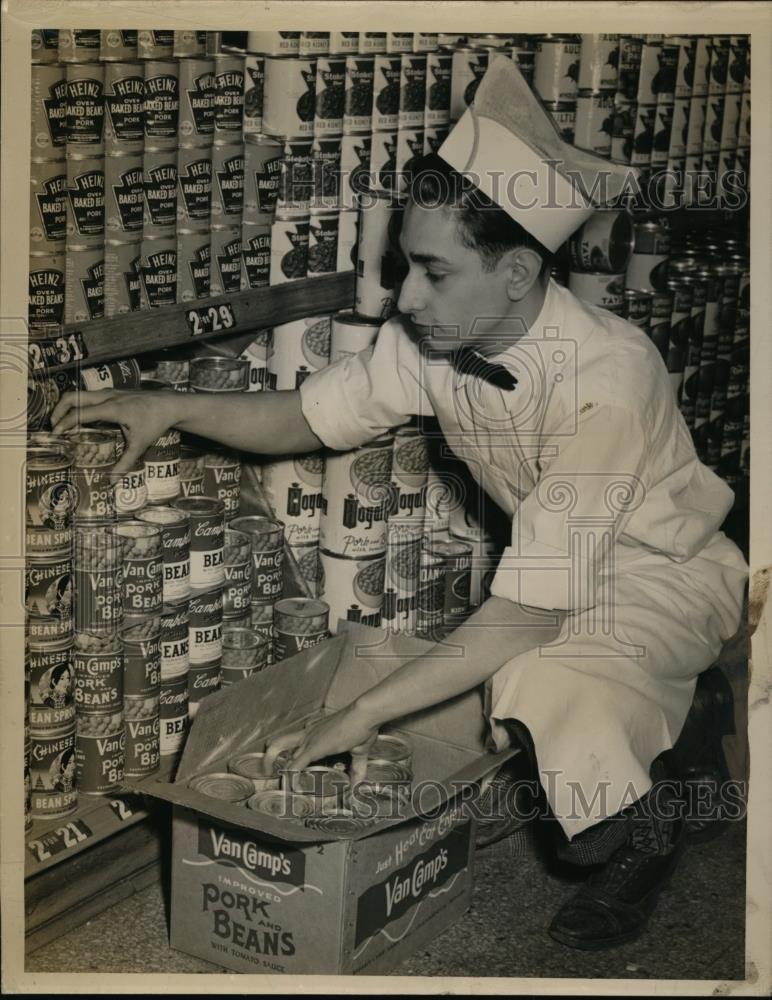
(222, 627), (263, 650)
(274, 597), (330, 619)
(228, 751), (283, 779)
(247, 789), (315, 818)
(189, 772), (254, 801)
(304, 811), (373, 835)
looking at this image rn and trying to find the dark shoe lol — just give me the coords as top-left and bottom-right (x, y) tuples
(548, 833), (684, 950)
(475, 767), (537, 849)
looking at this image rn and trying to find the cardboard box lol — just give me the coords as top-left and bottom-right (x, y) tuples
(129, 624), (513, 975)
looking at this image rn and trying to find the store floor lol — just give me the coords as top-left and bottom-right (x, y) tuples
(25, 816), (746, 981)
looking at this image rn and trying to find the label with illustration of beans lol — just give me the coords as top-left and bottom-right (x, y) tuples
(189, 587), (224, 665)
(142, 148), (177, 233)
(399, 54), (426, 128)
(177, 146), (212, 225)
(75, 714), (124, 795)
(344, 54), (374, 133)
(266, 314), (330, 390)
(66, 64), (105, 149)
(276, 137), (313, 217)
(104, 151), (143, 236)
(371, 54), (402, 131)
(262, 56), (317, 138)
(314, 55), (345, 134)
(30, 159), (67, 248)
(272, 597), (330, 663)
(143, 61), (179, 147)
(318, 549), (385, 633)
(160, 674), (188, 757)
(140, 235), (177, 308)
(389, 425), (430, 521)
(173, 496), (224, 589)
(243, 134), (282, 219)
(242, 55), (265, 134)
(269, 215), (309, 284)
(176, 228), (211, 302)
(30, 723), (77, 818)
(104, 62), (144, 152)
(28, 252), (66, 330)
(31, 65), (68, 155)
(210, 226), (242, 296)
(319, 436), (394, 557)
(213, 53), (245, 136)
(178, 57), (215, 142)
(310, 135), (341, 211)
(73, 647), (123, 714)
(211, 143), (244, 220)
(262, 453), (325, 547)
(231, 515), (285, 603)
(66, 156), (105, 245)
(240, 219), (271, 289)
(122, 625), (161, 698)
(223, 528), (252, 617)
(65, 246), (104, 324)
(123, 710), (160, 778)
(450, 47), (489, 121)
(339, 132), (370, 211)
(188, 659), (221, 717)
(308, 212), (338, 276)
(159, 601), (189, 679)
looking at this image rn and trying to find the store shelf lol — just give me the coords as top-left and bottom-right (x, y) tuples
(29, 272), (356, 376)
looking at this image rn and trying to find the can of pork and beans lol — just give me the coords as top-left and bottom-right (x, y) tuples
(230, 515), (285, 606)
(136, 506), (191, 605)
(273, 597), (330, 663)
(223, 528), (252, 618)
(319, 436), (394, 557)
(172, 496), (225, 590)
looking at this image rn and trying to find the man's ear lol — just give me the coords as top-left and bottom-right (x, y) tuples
(502, 247), (544, 301)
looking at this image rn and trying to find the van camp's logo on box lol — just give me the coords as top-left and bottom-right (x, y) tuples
(198, 821), (306, 886)
(354, 823), (469, 949)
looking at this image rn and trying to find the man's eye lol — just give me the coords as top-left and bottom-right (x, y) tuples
(426, 271), (445, 283)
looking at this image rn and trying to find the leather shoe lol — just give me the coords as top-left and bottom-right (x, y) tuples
(475, 766), (538, 849)
(548, 830), (684, 950)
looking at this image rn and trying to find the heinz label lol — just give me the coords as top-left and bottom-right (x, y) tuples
(111, 166), (144, 232)
(185, 73), (215, 135)
(179, 157), (212, 221)
(215, 155), (245, 216)
(68, 169), (105, 237)
(241, 231), (270, 289)
(144, 74), (179, 137)
(144, 161), (177, 228)
(80, 258), (106, 320)
(67, 77), (104, 144)
(42, 77), (69, 147)
(35, 174), (67, 242)
(105, 74), (144, 142)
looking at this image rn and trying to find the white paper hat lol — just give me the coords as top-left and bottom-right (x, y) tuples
(438, 55), (639, 252)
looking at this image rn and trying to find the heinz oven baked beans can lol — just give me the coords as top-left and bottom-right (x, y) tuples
(143, 60), (179, 150)
(140, 233), (177, 308)
(178, 57), (215, 144)
(211, 141), (244, 220)
(262, 55), (317, 138)
(176, 227), (210, 303)
(241, 218), (271, 289)
(31, 64), (68, 156)
(210, 225), (243, 296)
(30, 158), (66, 249)
(103, 61), (144, 153)
(176, 144), (212, 226)
(243, 133), (282, 219)
(28, 251), (66, 332)
(104, 150), (144, 237)
(66, 154), (105, 247)
(65, 63), (105, 151)
(213, 53), (245, 138)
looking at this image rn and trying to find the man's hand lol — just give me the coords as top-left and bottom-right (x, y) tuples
(51, 388), (180, 474)
(264, 703), (379, 782)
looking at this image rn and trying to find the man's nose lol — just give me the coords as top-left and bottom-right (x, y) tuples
(397, 268), (425, 316)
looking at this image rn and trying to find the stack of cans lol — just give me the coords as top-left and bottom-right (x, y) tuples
(230, 514), (286, 655)
(533, 35), (582, 144)
(573, 35), (619, 157)
(567, 208), (635, 314)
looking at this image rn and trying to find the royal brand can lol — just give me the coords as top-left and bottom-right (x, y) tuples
(140, 233), (177, 308)
(277, 136), (313, 215)
(231, 515), (285, 604)
(100, 29), (138, 62)
(73, 524), (122, 636)
(398, 53), (426, 129)
(30, 159), (67, 250)
(141, 146), (177, 234)
(213, 52), (245, 138)
(314, 55), (346, 135)
(344, 53), (375, 133)
(319, 437), (393, 557)
(25, 446), (74, 553)
(545, 102), (576, 144)
(159, 673), (188, 758)
(30, 722), (77, 818)
(210, 225), (243, 295)
(178, 447), (205, 499)
(568, 209), (634, 273)
(178, 57), (215, 144)
(221, 628), (269, 682)
(574, 90), (615, 155)
(243, 54), (265, 135)
(262, 453), (325, 548)
(102, 62), (144, 153)
(243, 133), (282, 219)
(28, 640), (75, 729)
(382, 524), (421, 636)
(137, 29), (174, 60)
(75, 712), (124, 795)
(117, 520), (163, 617)
(123, 706), (160, 778)
(201, 448), (242, 522)
(176, 228), (210, 302)
(247, 31), (301, 56)
(173, 30), (207, 59)
(416, 543), (445, 639)
(270, 214), (309, 283)
(67, 428), (119, 523)
(173, 496), (224, 589)
(177, 144), (212, 225)
(158, 600), (189, 679)
(450, 46), (489, 120)
(308, 211), (339, 276)
(329, 311), (379, 363)
(222, 528), (252, 617)
(311, 134), (341, 210)
(267, 314), (330, 389)
(73, 643), (122, 715)
(65, 63), (104, 151)
(578, 34), (619, 92)
(28, 252), (66, 331)
(395, 126), (425, 188)
(359, 33), (387, 55)
(188, 585), (223, 664)
(290, 542), (323, 598)
(136, 506), (190, 604)
(143, 60), (178, 149)
(210, 141), (244, 220)
(65, 154), (105, 246)
(31, 29), (60, 64)
(241, 217), (271, 289)
(369, 129), (398, 191)
(355, 188), (401, 319)
(337, 208), (359, 272)
(104, 150), (143, 236)
(339, 131), (371, 210)
(239, 328), (273, 390)
(318, 549), (385, 632)
(533, 35), (580, 103)
(568, 271), (626, 313)
(262, 55), (317, 138)
(31, 65), (68, 156)
(617, 36), (643, 102)
(272, 598), (330, 662)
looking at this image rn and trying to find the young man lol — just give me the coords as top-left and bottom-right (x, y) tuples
(51, 57), (747, 949)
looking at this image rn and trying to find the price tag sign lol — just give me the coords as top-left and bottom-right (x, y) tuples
(186, 303), (236, 338)
(108, 797), (137, 822)
(28, 332), (88, 374)
(27, 818), (94, 865)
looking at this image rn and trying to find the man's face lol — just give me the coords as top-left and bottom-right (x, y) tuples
(396, 202), (515, 350)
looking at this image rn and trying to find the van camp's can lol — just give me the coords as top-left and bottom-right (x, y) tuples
(243, 54), (265, 135)
(117, 520), (163, 617)
(176, 145), (212, 225)
(28, 640), (75, 730)
(158, 601), (189, 679)
(533, 35), (581, 103)
(173, 30), (206, 58)
(30, 162), (66, 249)
(241, 218), (271, 289)
(137, 29), (174, 59)
(330, 311), (379, 363)
(247, 31), (301, 56)
(450, 46), (489, 120)
(190, 771), (253, 802)
(222, 528), (252, 617)
(319, 437), (393, 557)
(277, 136), (313, 216)
(262, 55), (317, 138)
(273, 598), (330, 662)
(213, 53), (245, 137)
(25, 446), (73, 554)
(140, 233), (177, 308)
(136, 506), (190, 604)
(339, 132), (371, 210)
(360, 33), (387, 55)
(382, 525), (421, 636)
(100, 29), (138, 61)
(355, 188), (400, 320)
(262, 453), (325, 547)
(143, 60), (179, 148)
(172, 496), (225, 589)
(398, 53), (426, 129)
(708, 35), (731, 96)
(75, 712), (124, 795)
(31, 29), (60, 64)
(73, 525), (122, 636)
(141, 147), (177, 234)
(159, 673), (188, 757)
(250, 601), (275, 654)
(104, 151), (143, 236)
(578, 34), (619, 91)
(568, 271), (626, 313)
(311, 135), (341, 210)
(103, 62), (144, 153)
(65, 63), (104, 150)
(243, 133), (282, 218)
(308, 211), (338, 276)
(176, 228), (210, 302)
(121, 621), (162, 699)
(337, 208), (358, 272)
(201, 449), (242, 522)
(319, 549), (385, 632)
(210, 225), (242, 295)
(73, 645), (122, 716)
(329, 32), (361, 56)
(178, 57), (215, 143)
(146, 351), (189, 392)
(314, 55), (346, 134)
(267, 314), (331, 390)
(231, 515), (285, 604)
(188, 586), (223, 665)
(30, 723), (77, 818)
(270, 214), (309, 283)
(66, 155), (105, 246)
(574, 91), (614, 155)
(369, 129), (398, 191)
(568, 210), (634, 273)
(344, 54), (375, 133)
(211, 141), (244, 219)
(416, 544), (445, 639)
(123, 708), (160, 778)
(544, 102), (576, 144)
(28, 251), (66, 331)
(67, 429), (119, 523)
(31, 64), (68, 155)
(178, 448), (205, 499)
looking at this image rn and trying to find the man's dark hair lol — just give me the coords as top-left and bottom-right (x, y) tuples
(394, 153), (554, 277)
